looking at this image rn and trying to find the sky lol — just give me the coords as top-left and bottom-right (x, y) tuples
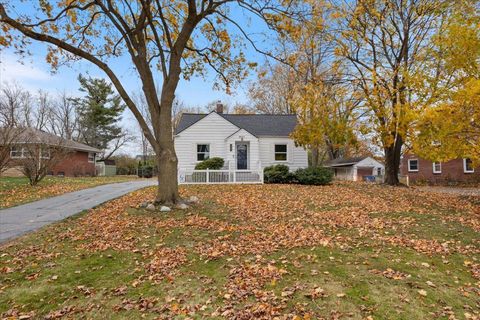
(0, 1), (276, 155)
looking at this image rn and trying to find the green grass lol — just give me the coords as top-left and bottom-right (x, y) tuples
(0, 183), (479, 319)
(0, 175), (140, 208)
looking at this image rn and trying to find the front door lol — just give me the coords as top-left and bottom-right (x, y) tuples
(236, 143), (248, 169)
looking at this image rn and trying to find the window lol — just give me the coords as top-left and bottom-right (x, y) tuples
(10, 146), (24, 158)
(196, 144), (210, 161)
(41, 148), (50, 159)
(464, 158), (474, 173)
(408, 159), (419, 172)
(432, 162), (441, 174)
(274, 144), (287, 161)
(377, 168), (382, 176)
(88, 152), (95, 163)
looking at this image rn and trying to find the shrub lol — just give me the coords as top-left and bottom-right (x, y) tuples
(113, 155), (138, 175)
(295, 167), (333, 185)
(138, 165), (153, 178)
(195, 157), (224, 170)
(264, 164), (294, 184)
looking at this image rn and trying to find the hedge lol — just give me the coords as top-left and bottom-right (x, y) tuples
(264, 165), (333, 185)
(295, 167), (333, 185)
(195, 157), (224, 170)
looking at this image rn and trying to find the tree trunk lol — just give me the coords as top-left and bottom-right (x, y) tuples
(155, 144), (178, 204)
(384, 134), (403, 185)
(153, 71), (180, 205)
(153, 99), (178, 204)
(311, 146), (319, 167)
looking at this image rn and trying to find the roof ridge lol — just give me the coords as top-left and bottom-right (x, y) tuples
(181, 112), (296, 116)
(222, 113), (296, 116)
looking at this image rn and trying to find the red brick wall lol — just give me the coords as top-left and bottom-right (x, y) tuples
(0, 147), (96, 177)
(400, 154), (480, 185)
(52, 151), (96, 177)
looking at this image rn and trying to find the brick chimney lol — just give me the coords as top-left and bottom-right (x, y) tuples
(216, 100), (224, 114)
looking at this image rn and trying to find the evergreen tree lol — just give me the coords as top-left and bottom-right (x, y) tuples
(73, 74), (125, 152)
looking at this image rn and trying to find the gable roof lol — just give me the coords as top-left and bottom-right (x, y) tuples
(175, 112), (298, 136)
(0, 127), (102, 153)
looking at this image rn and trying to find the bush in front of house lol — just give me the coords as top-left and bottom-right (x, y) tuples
(263, 164), (294, 183)
(295, 167), (333, 185)
(195, 157), (224, 170)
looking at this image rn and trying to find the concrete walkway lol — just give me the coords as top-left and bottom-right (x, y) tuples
(0, 180), (156, 244)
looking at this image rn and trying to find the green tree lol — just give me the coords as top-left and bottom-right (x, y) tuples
(73, 75), (125, 153)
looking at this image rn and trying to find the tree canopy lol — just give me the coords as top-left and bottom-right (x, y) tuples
(73, 74), (126, 153)
(0, 0), (302, 202)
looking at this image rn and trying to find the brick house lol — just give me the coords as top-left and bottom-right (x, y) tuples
(1, 128), (101, 177)
(400, 153), (480, 185)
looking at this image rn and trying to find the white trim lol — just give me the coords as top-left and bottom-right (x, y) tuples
(463, 158), (474, 173)
(88, 152), (95, 163)
(274, 143), (288, 162)
(408, 159), (419, 172)
(432, 162), (441, 174)
(196, 143), (210, 162)
(10, 146), (25, 159)
(235, 141), (250, 170)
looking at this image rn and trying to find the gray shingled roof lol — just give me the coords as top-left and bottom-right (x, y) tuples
(324, 157), (368, 167)
(0, 127), (102, 153)
(175, 112), (298, 136)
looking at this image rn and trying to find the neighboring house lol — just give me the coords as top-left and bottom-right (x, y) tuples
(324, 156), (384, 181)
(96, 159), (117, 176)
(0, 127), (101, 177)
(401, 153), (480, 184)
(174, 107), (308, 172)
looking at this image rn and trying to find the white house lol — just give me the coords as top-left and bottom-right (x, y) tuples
(324, 156), (384, 182)
(174, 106), (308, 178)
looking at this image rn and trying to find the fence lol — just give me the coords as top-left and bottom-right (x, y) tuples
(95, 163), (117, 176)
(178, 168), (264, 184)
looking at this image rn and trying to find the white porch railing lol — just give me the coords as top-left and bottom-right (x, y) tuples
(178, 168), (264, 184)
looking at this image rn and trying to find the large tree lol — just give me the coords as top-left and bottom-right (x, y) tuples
(334, 0), (456, 185)
(249, 63), (296, 115)
(254, 0), (362, 166)
(0, 1), (298, 203)
(413, 3), (480, 163)
(73, 74), (127, 156)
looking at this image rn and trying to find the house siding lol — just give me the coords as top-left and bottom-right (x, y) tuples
(174, 113), (241, 170)
(258, 137), (308, 171)
(174, 113), (308, 171)
(400, 154), (480, 184)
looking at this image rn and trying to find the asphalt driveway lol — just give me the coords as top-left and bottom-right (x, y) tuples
(0, 179), (156, 244)
(416, 186), (480, 197)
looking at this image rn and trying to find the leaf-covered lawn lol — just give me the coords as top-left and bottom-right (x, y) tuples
(0, 176), (140, 209)
(1, 183), (479, 319)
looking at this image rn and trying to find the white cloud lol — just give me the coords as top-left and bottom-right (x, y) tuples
(0, 52), (52, 83)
